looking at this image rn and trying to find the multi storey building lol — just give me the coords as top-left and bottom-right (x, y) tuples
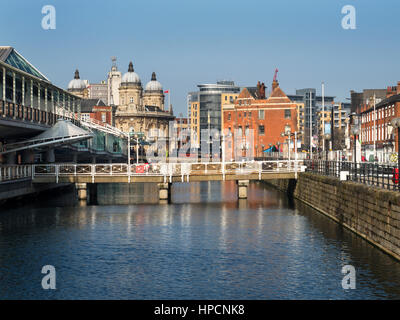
(222, 78), (298, 159)
(317, 102), (350, 150)
(351, 88), (386, 114)
(114, 63), (174, 139)
(88, 80), (108, 102)
(107, 57), (122, 106)
(188, 92), (200, 147)
(288, 89), (335, 149)
(68, 61), (174, 155)
(80, 98), (113, 126)
(187, 81), (240, 151)
(358, 82), (400, 162)
(67, 69), (89, 98)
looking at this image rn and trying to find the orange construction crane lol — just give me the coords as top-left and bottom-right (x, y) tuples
(273, 68), (279, 82)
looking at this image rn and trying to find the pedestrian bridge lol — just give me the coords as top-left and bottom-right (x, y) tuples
(1, 160), (305, 201)
(31, 160), (304, 184)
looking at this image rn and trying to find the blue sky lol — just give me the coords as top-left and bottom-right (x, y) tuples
(1, 0), (399, 114)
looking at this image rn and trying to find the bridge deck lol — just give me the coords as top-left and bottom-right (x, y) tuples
(30, 161), (304, 184)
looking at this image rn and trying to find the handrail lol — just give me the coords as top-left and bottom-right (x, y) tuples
(31, 160), (305, 183)
(0, 165), (32, 183)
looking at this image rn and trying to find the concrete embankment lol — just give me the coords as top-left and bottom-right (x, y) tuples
(264, 173), (400, 261)
(0, 179), (71, 205)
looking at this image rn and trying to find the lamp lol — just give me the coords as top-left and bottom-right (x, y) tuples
(391, 117), (400, 129)
(351, 124), (360, 165)
(391, 117), (400, 176)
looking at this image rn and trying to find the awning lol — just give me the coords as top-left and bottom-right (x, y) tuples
(0, 119), (94, 155)
(263, 145), (278, 153)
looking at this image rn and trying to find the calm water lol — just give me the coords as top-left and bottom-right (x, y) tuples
(1, 181), (400, 299)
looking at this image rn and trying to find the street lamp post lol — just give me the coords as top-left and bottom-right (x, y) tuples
(282, 130), (297, 161)
(277, 142), (280, 159)
(128, 133), (131, 165)
(351, 124), (360, 179)
(391, 117), (400, 179)
(136, 136), (139, 164)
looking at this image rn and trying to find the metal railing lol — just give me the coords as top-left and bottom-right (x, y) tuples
(262, 152), (308, 161)
(32, 160), (305, 183)
(305, 160), (399, 191)
(0, 165), (32, 183)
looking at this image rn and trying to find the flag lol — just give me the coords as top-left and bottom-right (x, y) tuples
(164, 90), (169, 94)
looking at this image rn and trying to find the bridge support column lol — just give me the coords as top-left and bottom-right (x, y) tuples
(22, 149), (35, 164)
(237, 180), (249, 199)
(88, 183), (98, 205)
(76, 183), (87, 201)
(158, 182), (171, 203)
(5, 152), (17, 165)
(45, 149), (55, 163)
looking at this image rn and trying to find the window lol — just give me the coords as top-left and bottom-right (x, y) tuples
(228, 113), (231, 121)
(130, 97), (134, 103)
(249, 112), (252, 118)
(258, 125), (265, 135)
(284, 109), (291, 119)
(259, 110), (264, 120)
(101, 113), (106, 123)
(244, 112), (246, 118)
(81, 113), (90, 121)
(238, 126), (243, 136)
(225, 96), (227, 101)
(245, 126), (249, 136)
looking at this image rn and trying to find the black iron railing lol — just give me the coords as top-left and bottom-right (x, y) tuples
(304, 160), (399, 191)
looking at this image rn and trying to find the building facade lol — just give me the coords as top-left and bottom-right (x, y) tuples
(107, 57), (122, 106)
(358, 82), (400, 162)
(88, 81), (108, 102)
(80, 98), (113, 126)
(222, 79), (298, 160)
(67, 69), (89, 99)
(188, 91), (200, 147)
(114, 62), (174, 143)
(197, 81), (240, 131)
(288, 89), (335, 150)
(317, 102), (350, 151)
(187, 81), (240, 150)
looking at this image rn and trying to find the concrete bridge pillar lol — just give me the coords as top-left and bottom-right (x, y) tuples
(45, 149), (55, 163)
(5, 152), (17, 165)
(88, 183), (98, 205)
(76, 183), (87, 201)
(22, 149), (35, 164)
(158, 182), (171, 203)
(237, 180), (249, 199)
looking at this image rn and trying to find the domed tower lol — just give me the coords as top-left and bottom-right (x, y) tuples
(143, 72), (165, 110)
(67, 69), (88, 98)
(118, 61), (142, 111)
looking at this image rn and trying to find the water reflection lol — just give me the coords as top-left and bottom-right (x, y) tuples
(0, 181), (399, 299)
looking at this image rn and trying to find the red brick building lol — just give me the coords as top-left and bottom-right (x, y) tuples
(80, 99), (113, 126)
(358, 82), (400, 162)
(222, 79), (298, 160)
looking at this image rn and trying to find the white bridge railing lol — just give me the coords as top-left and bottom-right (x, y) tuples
(0, 165), (32, 183)
(32, 160), (305, 183)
